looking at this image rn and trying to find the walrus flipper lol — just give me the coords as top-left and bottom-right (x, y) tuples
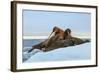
(28, 48), (34, 53)
(28, 42), (45, 53)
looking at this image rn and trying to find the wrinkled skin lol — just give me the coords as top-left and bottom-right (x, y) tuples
(28, 36), (89, 53)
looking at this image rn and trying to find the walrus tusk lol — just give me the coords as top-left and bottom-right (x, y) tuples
(45, 31), (54, 42)
(48, 31), (54, 39)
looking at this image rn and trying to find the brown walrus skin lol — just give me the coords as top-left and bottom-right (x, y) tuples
(28, 39), (74, 52)
(28, 36), (90, 53)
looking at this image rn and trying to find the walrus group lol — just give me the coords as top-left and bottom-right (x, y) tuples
(28, 26), (90, 53)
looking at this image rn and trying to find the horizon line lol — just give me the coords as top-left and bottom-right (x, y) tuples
(23, 35), (91, 39)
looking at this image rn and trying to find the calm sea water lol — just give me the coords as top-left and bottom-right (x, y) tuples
(23, 39), (45, 47)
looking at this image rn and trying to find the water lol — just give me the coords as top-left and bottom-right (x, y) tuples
(23, 39), (44, 62)
(23, 39), (44, 47)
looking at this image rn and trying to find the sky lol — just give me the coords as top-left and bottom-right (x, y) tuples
(23, 10), (91, 36)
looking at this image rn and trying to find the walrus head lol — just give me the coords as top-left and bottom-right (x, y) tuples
(64, 28), (71, 39)
(65, 28), (71, 35)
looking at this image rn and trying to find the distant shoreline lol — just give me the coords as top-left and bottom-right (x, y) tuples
(23, 36), (91, 39)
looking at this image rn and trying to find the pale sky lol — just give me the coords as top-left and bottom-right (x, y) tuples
(23, 10), (91, 36)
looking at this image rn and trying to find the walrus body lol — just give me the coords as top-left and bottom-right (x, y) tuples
(43, 39), (74, 52)
(28, 35), (65, 52)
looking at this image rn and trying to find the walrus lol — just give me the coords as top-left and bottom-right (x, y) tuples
(64, 28), (90, 45)
(28, 26), (65, 52)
